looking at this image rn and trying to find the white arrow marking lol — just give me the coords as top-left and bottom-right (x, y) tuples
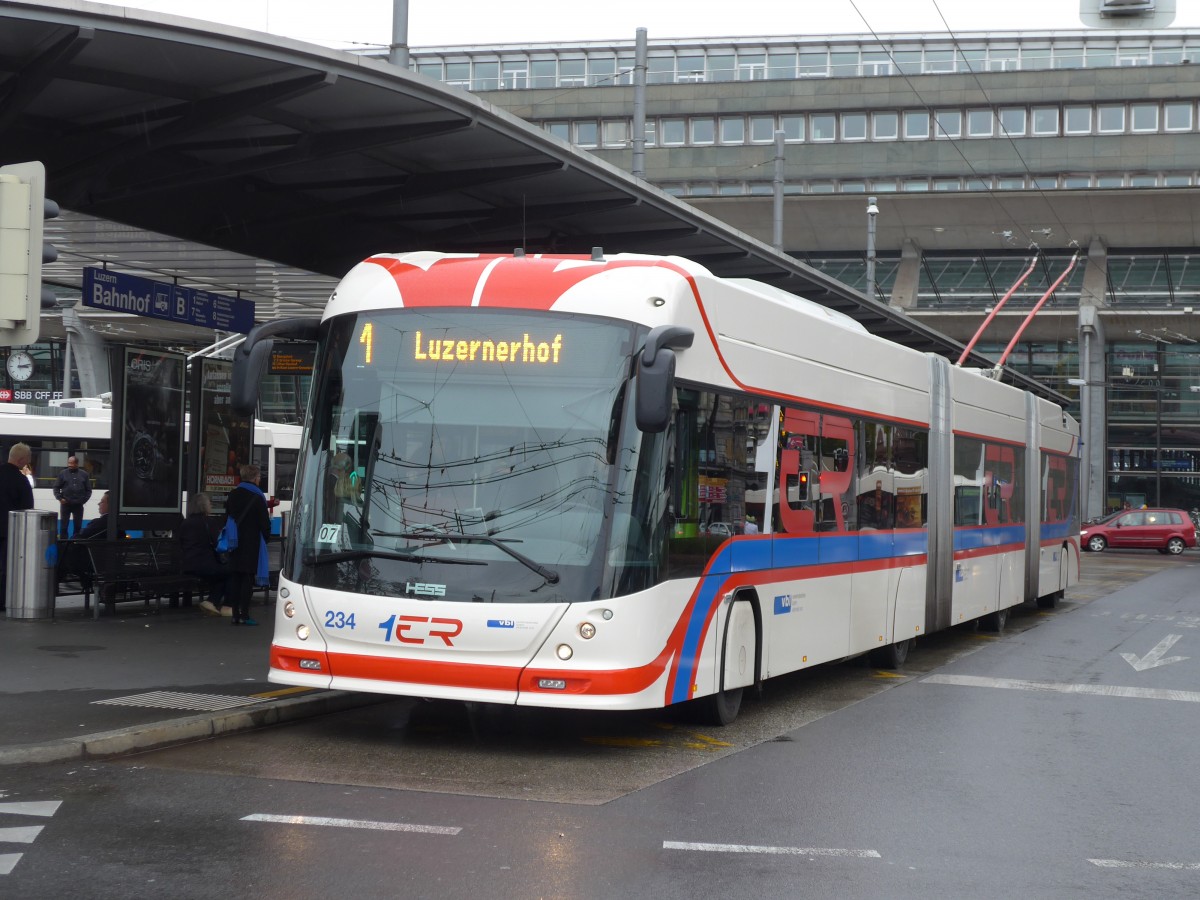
(0, 827), (43, 844)
(0, 854), (22, 876)
(0, 801), (60, 818)
(1121, 634), (1188, 671)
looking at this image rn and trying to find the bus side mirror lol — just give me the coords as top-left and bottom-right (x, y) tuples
(231, 317), (321, 417)
(635, 325), (694, 433)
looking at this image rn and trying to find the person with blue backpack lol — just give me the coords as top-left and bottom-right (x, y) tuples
(223, 463), (271, 626)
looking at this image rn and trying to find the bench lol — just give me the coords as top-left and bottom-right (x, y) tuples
(57, 536), (278, 618)
(57, 538), (205, 619)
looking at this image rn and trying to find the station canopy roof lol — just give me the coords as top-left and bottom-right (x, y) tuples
(0, 1), (1065, 401)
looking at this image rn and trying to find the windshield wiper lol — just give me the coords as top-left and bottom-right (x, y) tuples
(302, 548), (486, 567)
(379, 531), (560, 584)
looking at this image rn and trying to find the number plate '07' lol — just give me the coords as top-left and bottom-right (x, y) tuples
(317, 524), (341, 544)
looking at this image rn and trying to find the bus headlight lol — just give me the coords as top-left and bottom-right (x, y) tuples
(297, 624), (310, 641)
(556, 643), (573, 660)
(578, 622), (596, 640)
(284, 601), (296, 618)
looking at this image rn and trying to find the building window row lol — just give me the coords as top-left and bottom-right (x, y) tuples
(660, 171), (1200, 197)
(407, 35), (1200, 91)
(540, 100), (1199, 151)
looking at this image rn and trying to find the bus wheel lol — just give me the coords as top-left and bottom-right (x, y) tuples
(980, 606), (1009, 632)
(869, 638), (911, 669)
(694, 687), (743, 726)
(1036, 590), (1061, 609)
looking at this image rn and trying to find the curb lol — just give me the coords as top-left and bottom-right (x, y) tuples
(0, 690), (389, 767)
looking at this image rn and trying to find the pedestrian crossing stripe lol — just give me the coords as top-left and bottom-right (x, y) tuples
(93, 691), (266, 711)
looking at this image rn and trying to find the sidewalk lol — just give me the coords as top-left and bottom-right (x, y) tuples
(0, 550), (1181, 767)
(0, 591), (382, 766)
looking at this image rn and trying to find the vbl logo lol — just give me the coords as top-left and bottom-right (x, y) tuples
(396, 615), (462, 646)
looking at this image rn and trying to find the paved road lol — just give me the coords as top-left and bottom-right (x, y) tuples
(4, 549), (1198, 898)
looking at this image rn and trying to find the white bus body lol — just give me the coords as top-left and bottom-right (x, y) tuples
(251, 252), (1079, 723)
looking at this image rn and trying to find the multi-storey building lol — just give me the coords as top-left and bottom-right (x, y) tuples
(401, 25), (1200, 518)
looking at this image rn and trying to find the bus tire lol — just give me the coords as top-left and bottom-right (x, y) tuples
(694, 686), (743, 726)
(980, 606), (1009, 632)
(1036, 590), (1061, 609)
(869, 638), (911, 669)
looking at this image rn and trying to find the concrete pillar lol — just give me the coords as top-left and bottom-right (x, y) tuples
(889, 239), (922, 309)
(61, 307), (109, 398)
(1078, 237), (1109, 521)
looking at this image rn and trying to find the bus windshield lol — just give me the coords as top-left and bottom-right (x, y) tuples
(286, 309), (663, 603)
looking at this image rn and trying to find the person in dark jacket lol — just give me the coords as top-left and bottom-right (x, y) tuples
(64, 490), (123, 594)
(52, 455), (92, 539)
(224, 465), (271, 626)
(0, 442), (35, 612)
(179, 492), (231, 617)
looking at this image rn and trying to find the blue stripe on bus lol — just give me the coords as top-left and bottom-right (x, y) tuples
(1039, 520), (1074, 542)
(670, 524), (1025, 704)
(953, 525), (1025, 551)
(672, 576), (727, 704)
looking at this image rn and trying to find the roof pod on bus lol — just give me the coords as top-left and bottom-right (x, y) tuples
(232, 316), (321, 418)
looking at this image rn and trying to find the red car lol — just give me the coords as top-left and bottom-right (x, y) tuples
(1081, 508), (1198, 555)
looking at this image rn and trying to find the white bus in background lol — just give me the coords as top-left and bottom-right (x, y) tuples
(0, 401), (300, 535)
(231, 251), (1079, 725)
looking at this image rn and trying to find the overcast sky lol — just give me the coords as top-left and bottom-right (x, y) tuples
(121, 1), (1196, 48)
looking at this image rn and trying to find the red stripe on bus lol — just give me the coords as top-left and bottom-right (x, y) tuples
(953, 542), (1026, 560)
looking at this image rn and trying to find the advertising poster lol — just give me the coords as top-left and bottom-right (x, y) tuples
(194, 358), (252, 514)
(118, 348), (185, 514)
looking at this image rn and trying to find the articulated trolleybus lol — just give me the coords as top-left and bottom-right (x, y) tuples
(234, 251), (1079, 724)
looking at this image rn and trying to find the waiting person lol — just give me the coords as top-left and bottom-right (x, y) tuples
(225, 464), (271, 626)
(179, 493), (232, 617)
(52, 455), (92, 539)
(63, 490), (123, 596)
(0, 443), (35, 613)
(743, 514), (760, 535)
(76, 490), (115, 541)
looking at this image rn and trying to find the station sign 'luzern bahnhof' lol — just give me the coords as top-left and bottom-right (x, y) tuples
(82, 267), (255, 333)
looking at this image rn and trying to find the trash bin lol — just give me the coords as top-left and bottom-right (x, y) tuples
(7, 510), (58, 620)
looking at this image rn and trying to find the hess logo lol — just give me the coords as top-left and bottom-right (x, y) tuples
(395, 616), (463, 646)
(405, 581), (446, 597)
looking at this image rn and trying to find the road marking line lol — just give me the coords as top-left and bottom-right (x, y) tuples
(1089, 858), (1200, 870)
(242, 814), (460, 835)
(0, 826), (43, 844)
(922, 674), (1200, 704)
(663, 841), (880, 858)
(0, 801), (61, 817)
(0, 853), (22, 876)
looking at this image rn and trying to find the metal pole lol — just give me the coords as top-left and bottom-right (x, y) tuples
(61, 329), (72, 400)
(389, 0), (409, 68)
(632, 28), (647, 178)
(772, 131), (784, 252)
(866, 196), (878, 301)
(1079, 327), (1090, 519)
(1156, 341), (1164, 505)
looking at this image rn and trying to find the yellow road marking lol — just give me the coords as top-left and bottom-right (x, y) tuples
(251, 686), (316, 699)
(582, 736), (664, 748)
